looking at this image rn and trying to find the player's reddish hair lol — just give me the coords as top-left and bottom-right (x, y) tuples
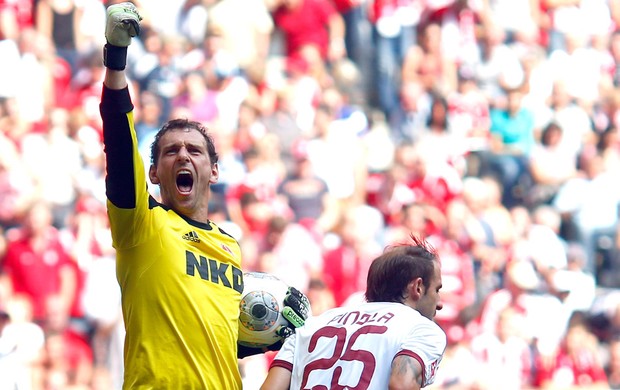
(365, 234), (438, 303)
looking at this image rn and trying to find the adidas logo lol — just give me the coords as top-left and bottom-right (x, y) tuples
(182, 231), (200, 243)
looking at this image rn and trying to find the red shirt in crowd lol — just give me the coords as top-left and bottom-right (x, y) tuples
(534, 342), (609, 388)
(2, 227), (77, 321)
(272, 0), (339, 60)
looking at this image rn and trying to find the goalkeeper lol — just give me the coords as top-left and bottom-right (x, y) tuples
(99, 3), (309, 389)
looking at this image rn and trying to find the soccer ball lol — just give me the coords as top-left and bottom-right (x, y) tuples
(238, 272), (289, 348)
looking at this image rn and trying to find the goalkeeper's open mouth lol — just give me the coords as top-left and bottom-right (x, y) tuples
(176, 170), (194, 195)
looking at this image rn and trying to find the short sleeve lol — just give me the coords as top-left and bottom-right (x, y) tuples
(398, 320), (447, 387)
(269, 333), (297, 372)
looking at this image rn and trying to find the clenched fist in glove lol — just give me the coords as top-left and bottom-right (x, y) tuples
(103, 2), (142, 70)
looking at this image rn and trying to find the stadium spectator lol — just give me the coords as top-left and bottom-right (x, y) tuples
(366, 0), (421, 117)
(402, 21), (451, 95)
(232, 99), (267, 156)
(305, 101), (368, 205)
(385, 202), (436, 245)
(171, 70), (218, 124)
(447, 65), (493, 176)
(0, 295), (46, 390)
(474, 25), (524, 103)
(367, 157), (418, 226)
(276, 140), (339, 235)
(80, 251), (124, 389)
(597, 125), (620, 174)
(486, 85), (536, 208)
(460, 176), (512, 301)
(0, 129), (36, 231)
(518, 43), (554, 130)
(476, 260), (567, 356)
(134, 90), (165, 150)
(427, 200), (477, 340)
(470, 306), (535, 390)
(478, 0), (541, 45)
(399, 141), (463, 214)
(416, 94), (469, 178)
(553, 152), (620, 278)
(35, 0), (87, 75)
(590, 296), (620, 345)
(256, 215), (323, 293)
(388, 79), (433, 143)
(131, 29), (183, 124)
(270, 0), (346, 85)
(177, 0), (211, 49)
(607, 336), (620, 389)
(20, 108), (85, 228)
(547, 29), (605, 111)
(331, 0), (370, 76)
(200, 30), (251, 133)
(605, 30), (620, 89)
(0, 0), (35, 40)
(202, 0), (274, 78)
(10, 28), (62, 136)
(304, 277), (335, 316)
(539, 79), (596, 162)
(527, 121), (578, 207)
(1, 202), (80, 325)
(259, 79), (313, 171)
(225, 144), (288, 239)
(322, 204), (385, 306)
(41, 294), (94, 389)
(533, 313), (610, 389)
(425, 333), (478, 389)
(421, 0), (482, 88)
(552, 243), (597, 314)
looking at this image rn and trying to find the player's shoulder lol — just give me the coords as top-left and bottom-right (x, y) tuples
(309, 302), (419, 326)
(365, 303), (444, 334)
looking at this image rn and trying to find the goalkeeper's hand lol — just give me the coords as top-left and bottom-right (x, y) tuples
(105, 2), (141, 47)
(237, 287), (311, 358)
(275, 287), (311, 339)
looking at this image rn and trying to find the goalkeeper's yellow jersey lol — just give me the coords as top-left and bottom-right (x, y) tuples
(100, 87), (243, 389)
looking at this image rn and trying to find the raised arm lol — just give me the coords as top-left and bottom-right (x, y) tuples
(104, 69), (128, 90)
(100, 2), (144, 216)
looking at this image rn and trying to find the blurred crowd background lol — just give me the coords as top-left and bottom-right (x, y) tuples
(1, 0), (620, 389)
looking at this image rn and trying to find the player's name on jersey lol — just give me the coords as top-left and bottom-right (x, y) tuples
(186, 250), (244, 293)
(328, 310), (396, 326)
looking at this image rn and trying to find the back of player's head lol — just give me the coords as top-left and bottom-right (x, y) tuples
(150, 118), (218, 166)
(365, 235), (438, 303)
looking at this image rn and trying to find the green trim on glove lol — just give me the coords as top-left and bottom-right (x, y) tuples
(279, 286), (311, 339)
(282, 306), (305, 328)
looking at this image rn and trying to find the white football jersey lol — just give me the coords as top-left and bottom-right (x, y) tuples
(272, 302), (447, 389)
